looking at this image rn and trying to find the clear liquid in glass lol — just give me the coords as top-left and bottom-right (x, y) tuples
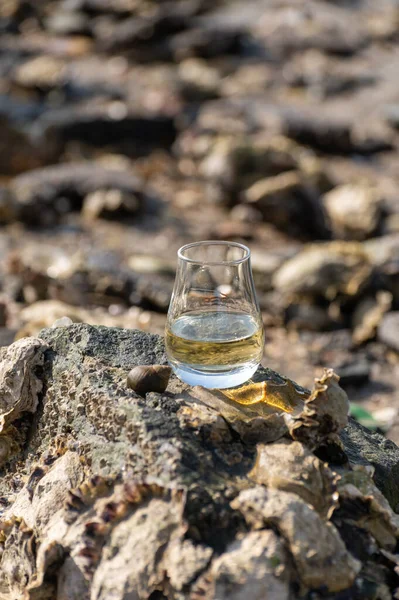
(165, 310), (264, 388)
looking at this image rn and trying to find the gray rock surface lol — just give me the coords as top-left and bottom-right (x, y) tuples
(0, 323), (398, 599)
(341, 418), (399, 509)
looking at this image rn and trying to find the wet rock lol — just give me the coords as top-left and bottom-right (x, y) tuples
(378, 312), (399, 353)
(9, 163), (152, 226)
(243, 171), (329, 239)
(323, 184), (383, 241)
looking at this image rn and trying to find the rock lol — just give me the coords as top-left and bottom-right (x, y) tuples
(220, 63), (273, 97)
(196, 136), (300, 203)
(273, 241), (372, 301)
(378, 312), (399, 354)
(0, 118), (43, 176)
(283, 112), (391, 155)
(323, 183), (383, 240)
(335, 357), (371, 388)
(283, 49), (376, 99)
(249, 440), (337, 517)
(0, 187), (17, 223)
(178, 58), (221, 100)
(384, 104), (399, 130)
(12, 55), (66, 91)
(9, 163), (152, 226)
(95, 4), (194, 57)
(254, 4), (369, 58)
(284, 302), (334, 331)
(0, 325), (398, 598)
(45, 11), (91, 36)
(243, 171), (329, 239)
(0, 328), (17, 347)
(340, 418), (399, 508)
(15, 299), (165, 339)
(193, 530), (291, 600)
(33, 107), (176, 157)
(232, 487), (361, 593)
(170, 24), (246, 61)
(364, 235), (399, 304)
(336, 468), (399, 551)
(352, 291), (392, 345)
(283, 368), (350, 448)
(128, 255), (176, 277)
(82, 188), (140, 221)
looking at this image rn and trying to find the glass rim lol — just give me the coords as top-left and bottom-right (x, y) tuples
(177, 241), (251, 266)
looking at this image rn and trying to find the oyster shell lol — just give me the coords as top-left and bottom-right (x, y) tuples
(273, 241), (372, 300)
(323, 183), (382, 241)
(284, 368), (349, 448)
(0, 337), (47, 433)
(249, 440), (338, 518)
(232, 486), (361, 593)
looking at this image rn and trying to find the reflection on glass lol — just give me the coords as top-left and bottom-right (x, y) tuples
(165, 241), (264, 389)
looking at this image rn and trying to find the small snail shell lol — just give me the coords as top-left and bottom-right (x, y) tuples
(127, 365), (171, 396)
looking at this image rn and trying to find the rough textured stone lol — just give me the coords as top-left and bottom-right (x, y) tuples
(340, 418), (399, 509)
(0, 324), (398, 598)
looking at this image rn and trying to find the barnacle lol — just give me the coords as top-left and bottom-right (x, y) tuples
(64, 475), (115, 524)
(221, 379), (308, 413)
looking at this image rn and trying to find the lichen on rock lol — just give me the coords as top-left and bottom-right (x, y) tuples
(0, 324), (397, 598)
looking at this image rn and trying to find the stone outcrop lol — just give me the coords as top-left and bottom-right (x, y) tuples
(0, 324), (398, 599)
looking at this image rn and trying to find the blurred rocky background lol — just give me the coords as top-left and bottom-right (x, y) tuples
(1, 0), (399, 439)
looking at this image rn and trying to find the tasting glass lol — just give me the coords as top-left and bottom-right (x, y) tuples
(165, 241), (264, 388)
